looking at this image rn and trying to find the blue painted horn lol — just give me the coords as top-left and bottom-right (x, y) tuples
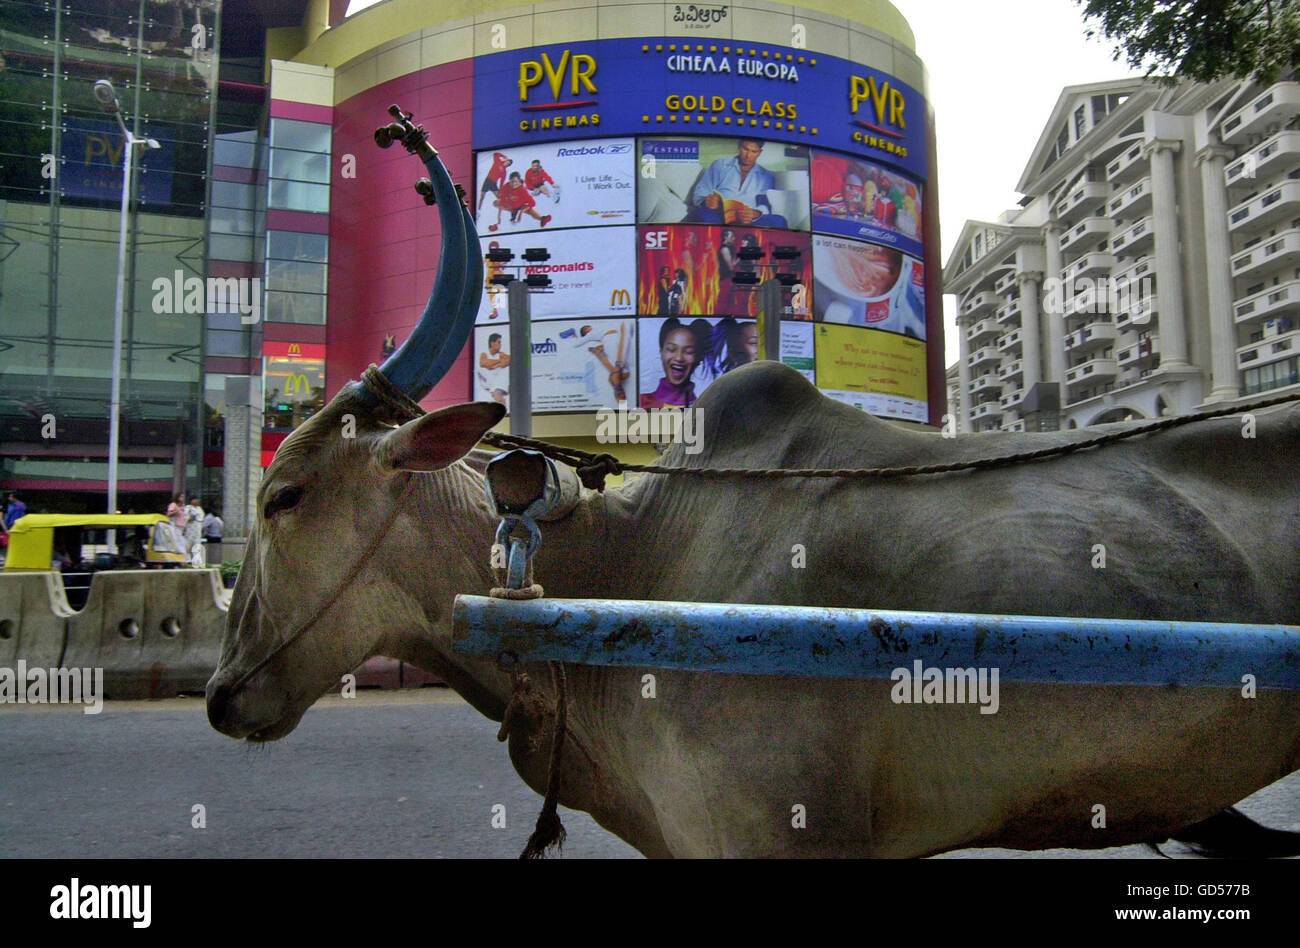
(358, 105), (480, 404)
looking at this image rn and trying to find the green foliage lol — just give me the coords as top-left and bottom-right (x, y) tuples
(1076, 0), (1300, 84)
(219, 559), (242, 581)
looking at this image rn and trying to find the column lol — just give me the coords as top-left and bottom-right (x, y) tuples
(223, 376), (262, 540)
(1197, 144), (1240, 401)
(1145, 139), (1190, 369)
(1018, 271), (1043, 390)
(957, 314), (973, 432)
(1042, 223), (1068, 385)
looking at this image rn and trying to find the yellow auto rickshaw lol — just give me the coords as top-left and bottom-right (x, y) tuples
(2, 513), (190, 571)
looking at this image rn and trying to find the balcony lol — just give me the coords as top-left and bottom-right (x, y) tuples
(998, 359), (1024, 381)
(967, 345), (1000, 369)
(1117, 336), (1159, 367)
(1234, 280), (1300, 327)
(1221, 81), (1300, 145)
(1231, 227), (1300, 279)
(1002, 419), (1027, 433)
(1061, 252), (1116, 285)
(999, 387), (1027, 410)
(1227, 179), (1300, 235)
(1066, 357), (1119, 388)
(965, 317), (1000, 343)
(1114, 294), (1159, 331)
(1064, 320), (1118, 353)
(1113, 256), (1154, 290)
(1237, 327), (1300, 368)
(1108, 176), (1152, 218)
(996, 298), (1022, 325)
(970, 401), (1004, 421)
(962, 290), (998, 317)
(1059, 216), (1112, 257)
(1225, 130), (1300, 191)
(994, 271), (1018, 295)
(1106, 142), (1148, 185)
(1110, 216), (1155, 256)
(970, 373), (1003, 395)
(1055, 181), (1109, 225)
(996, 329), (1022, 353)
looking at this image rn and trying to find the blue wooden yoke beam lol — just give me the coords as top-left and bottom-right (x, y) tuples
(451, 595), (1300, 690)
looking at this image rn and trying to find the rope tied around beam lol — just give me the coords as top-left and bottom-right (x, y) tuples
(481, 389), (1300, 491)
(489, 530), (566, 859)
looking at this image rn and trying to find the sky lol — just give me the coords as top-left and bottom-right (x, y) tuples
(887, 0), (1140, 367)
(347, 0), (1142, 367)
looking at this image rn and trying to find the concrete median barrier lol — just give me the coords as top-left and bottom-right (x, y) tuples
(63, 569), (228, 699)
(0, 572), (73, 672)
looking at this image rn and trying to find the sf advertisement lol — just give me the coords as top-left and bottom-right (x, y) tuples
(472, 37), (928, 180)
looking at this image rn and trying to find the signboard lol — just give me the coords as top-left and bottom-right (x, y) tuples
(814, 323), (927, 422)
(812, 235), (926, 339)
(474, 137), (636, 235)
(478, 226), (637, 323)
(473, 38), (927, 179)
(61, 117), (174, 206)
(637, 315), (758, 408)
(810, 150), (923, 258)
(638, 136), (811, 230)
(472, 318), (637, 413)
(636, 225), (812, 318)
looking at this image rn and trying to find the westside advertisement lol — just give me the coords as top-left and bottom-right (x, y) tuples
(474, 137), (636, 235)
(473, 318), (637, 413)
(478, 226), (638, 323)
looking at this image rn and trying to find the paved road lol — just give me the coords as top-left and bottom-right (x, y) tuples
(1, 689), (1295, 858)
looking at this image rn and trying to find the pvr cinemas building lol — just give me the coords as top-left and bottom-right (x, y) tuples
(270, 0), (941, 469)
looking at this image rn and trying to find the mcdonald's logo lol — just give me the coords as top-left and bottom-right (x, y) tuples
(287, 343), (302, 356)
(284, 373), (310, 395)
(610, 288), (631, 308)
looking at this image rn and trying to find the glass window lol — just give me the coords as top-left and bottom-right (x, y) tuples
(213, 135), (257, 168)
(270, 119), (331, 153)
(267, 231), (329, 262)
(265, 290), (326, 324)
(263, 356), (325, 430)
(270, 148), (330, 183)
(206, 328), (250, 356)
(211, 181), (255, 209)
(266, 259), (327, 294)
(210, 233), (256, 261)
(1074, 105), (1086, 139)
(210, 204), (256, 234)
(269, 178), (329, 213)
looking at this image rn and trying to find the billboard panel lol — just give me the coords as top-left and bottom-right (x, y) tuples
(814, 323), (927, 422)
(636, 225), (812, 318)
(812, 235), (925, 339)
(810, 150), (923, 258)
(638, 136), (810, 231)
(638, 315), (758, 408)
(474, 138), (636, 235)
(473, 318), (637, 413)
(478, 226), (637, 323)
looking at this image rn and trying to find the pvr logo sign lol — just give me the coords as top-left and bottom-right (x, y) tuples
(518, 50), (597, 101)
(517, 49), (601, 132)
(85, 132), (125, 168)
(848, 74), (910, 159)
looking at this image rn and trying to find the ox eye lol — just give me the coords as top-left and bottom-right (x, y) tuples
(264, 486), (304, 519)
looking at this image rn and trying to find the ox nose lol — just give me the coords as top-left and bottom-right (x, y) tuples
(206, 681), (234, 733)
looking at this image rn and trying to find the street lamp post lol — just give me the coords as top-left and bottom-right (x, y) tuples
(93, 79), (159, 551)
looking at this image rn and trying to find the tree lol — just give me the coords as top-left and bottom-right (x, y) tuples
(1076, 0), (1300, 84)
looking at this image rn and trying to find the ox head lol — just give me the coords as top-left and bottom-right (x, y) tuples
(207, 113), (504, 741)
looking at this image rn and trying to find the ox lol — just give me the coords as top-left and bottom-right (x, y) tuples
(207, 121), (1300, 858)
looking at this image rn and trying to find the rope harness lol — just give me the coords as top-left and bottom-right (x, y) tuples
(480, 389), (1300, 491)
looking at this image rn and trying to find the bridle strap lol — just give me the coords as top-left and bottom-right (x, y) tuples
(229, 473), (416, 694)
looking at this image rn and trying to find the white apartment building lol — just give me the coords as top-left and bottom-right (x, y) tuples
(944, 73), (1300, 433)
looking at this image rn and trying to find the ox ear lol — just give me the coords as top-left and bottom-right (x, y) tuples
(376, 402), (506, 473)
